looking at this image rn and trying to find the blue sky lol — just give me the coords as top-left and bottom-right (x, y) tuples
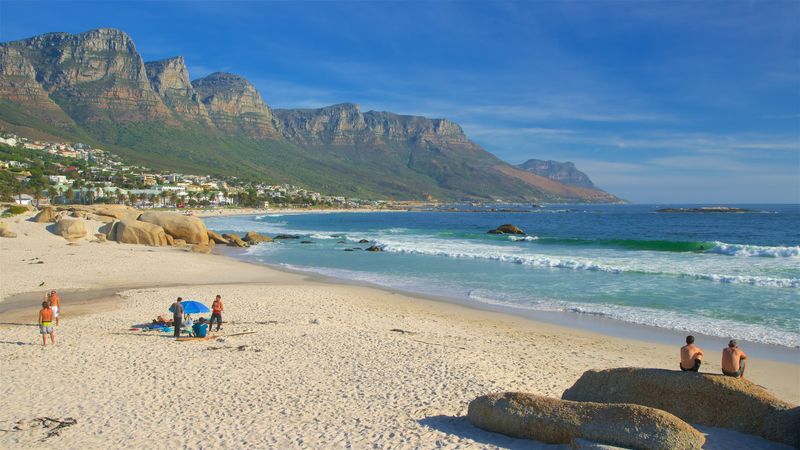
(1, 0), (798, 203)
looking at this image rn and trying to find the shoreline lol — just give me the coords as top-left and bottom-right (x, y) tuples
(1, 217), (797, 402)
(218, 246), (800, 365)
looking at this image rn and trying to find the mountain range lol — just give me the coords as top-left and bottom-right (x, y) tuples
(0, 28), (619, 203)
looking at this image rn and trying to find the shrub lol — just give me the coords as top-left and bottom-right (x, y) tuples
(1, 205), (28, 217)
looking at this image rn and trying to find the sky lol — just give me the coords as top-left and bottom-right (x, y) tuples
(0, 0), (798, 203)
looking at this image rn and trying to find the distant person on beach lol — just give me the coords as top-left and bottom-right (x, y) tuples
(47, 289), (61, 326)
(171, 297), (184, 338)
(680, 335), (703, 371)
(722, 340), (748, 378)
(210, 294), (224, 332)
(39, 301), (55, 347)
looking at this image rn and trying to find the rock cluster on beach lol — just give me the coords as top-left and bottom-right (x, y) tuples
(29, 205), (213, 252)
(562, 367), (800, 447)
(468, 392), (705, 450)
(27, 205), (291, 254)
(469, 367), (800, 448)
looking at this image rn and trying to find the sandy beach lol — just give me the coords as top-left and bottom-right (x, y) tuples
(0, 212), (797, 449)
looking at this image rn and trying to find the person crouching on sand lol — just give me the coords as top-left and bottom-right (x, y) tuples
(39, 301), (55, 347)
(722, 339), (748, 378)
(679, 335), (703, 372)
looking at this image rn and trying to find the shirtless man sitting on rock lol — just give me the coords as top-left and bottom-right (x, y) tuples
(680, 335), (703, 372)
(722, 339), (748, 378)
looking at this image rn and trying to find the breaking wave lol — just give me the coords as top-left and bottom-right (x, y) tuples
(375, 240), (800, 288)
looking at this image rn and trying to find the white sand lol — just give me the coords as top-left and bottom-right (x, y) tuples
(0, 214), (797, 449)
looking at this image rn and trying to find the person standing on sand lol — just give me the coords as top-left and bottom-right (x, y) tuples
(171, 297), (184, 338)
(39, 301), (55, 347)
(47, 290), (61, 326)
(680, 335), (704, 372)
(210, 294), (224, 332)
(722, 339), (748, 378)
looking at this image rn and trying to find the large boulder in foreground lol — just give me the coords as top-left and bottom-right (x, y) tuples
(53, 218), (87, 240)
(562, 368), (800, 447)
(112, 220), (168, 246)
(468, 392), (704, 450)
(32, 206), (58, 223)
(488, 224), (525, 235)
(138, 212), (209, 245)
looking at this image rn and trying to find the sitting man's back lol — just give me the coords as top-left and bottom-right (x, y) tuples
(722, 339), (747, 378)
(680, 335), (703, 372)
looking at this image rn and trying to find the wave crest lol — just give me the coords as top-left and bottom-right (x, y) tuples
(708, 242), (800, 258)
(376, 241), (799, 288)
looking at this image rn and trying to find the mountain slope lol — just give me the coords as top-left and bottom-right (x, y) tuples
(0, 28), (620, 203)
(516, 159), (596, 188)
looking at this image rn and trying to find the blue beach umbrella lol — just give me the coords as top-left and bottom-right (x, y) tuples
(169, 300), (210, 314)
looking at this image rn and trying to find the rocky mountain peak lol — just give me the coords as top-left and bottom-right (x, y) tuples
(191, 72), (277, 137)
(146, 56), (190, 94)
(516, 159), (596, 189)
(272, 104), (468, 147)
(145, 56), (208, 120)
(0, 27), (169, 122)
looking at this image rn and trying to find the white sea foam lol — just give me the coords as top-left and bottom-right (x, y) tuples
(466, 291), (799, 347)
(374, 238), (800, 288)
(384, 228), (409, 234)
(508, 235), (539, 242)
(248, 261), (800, 347)
(709, 241), (800, 258)
(308, 233), (338, 240)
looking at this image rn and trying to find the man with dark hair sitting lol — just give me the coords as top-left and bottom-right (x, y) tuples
(680, 335), (704, 372)
(722, 339), (748, 378)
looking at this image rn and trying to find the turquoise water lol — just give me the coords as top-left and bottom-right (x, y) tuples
(205, 204), (800, 348)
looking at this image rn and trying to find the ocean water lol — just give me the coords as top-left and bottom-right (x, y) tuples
(205, 204), (800, 348)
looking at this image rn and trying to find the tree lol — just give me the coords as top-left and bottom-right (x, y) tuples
(48, 188), (59, 206)
(129, 193), (138, 206)
(65, 188), (74, 204)
(160, 190), (168, 207)
(169, 191), (178, 207)
(32, 185), (42, 208)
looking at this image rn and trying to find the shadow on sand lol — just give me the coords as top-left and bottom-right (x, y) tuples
(417, 415), (565, 449)
(0, 340), (37, 346)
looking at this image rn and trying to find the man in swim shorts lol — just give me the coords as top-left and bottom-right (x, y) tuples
(680, 335), (704, 372)
(722, 339), (747, 378)
(39, 301), (55, 347)
(210, 294), (224, 332)
(47, 289), (61, 326)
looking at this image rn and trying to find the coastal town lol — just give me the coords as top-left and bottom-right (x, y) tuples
(0, 131), (384, 210)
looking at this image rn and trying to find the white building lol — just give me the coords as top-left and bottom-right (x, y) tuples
(0, 136), (18, 146)
(14, 194), (34, 205)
